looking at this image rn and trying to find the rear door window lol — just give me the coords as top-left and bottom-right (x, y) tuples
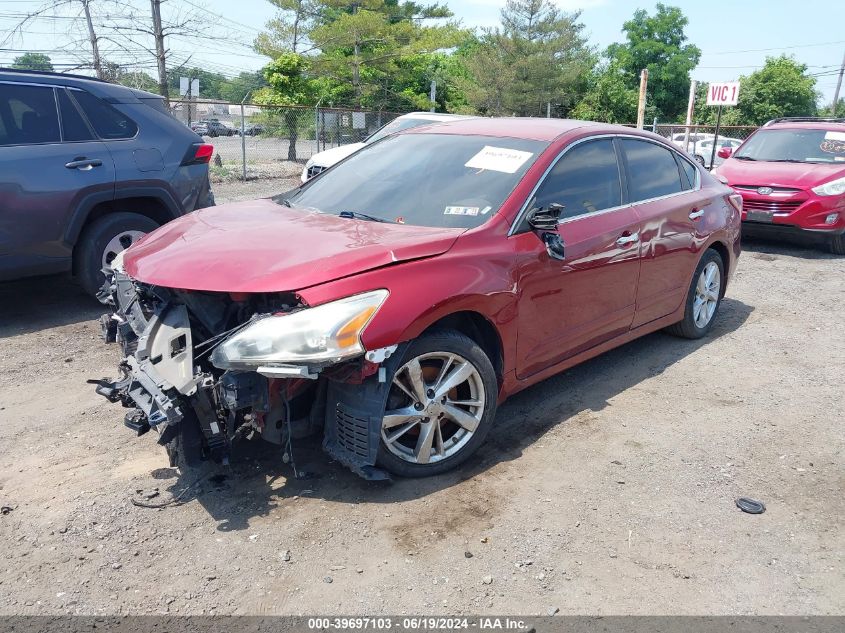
(620, 138), (684, 202)
(532, 138), (622, 220)
(70, 89), (138, 139)
(57, 89), (94, 142)
(0, 83), (60, 146)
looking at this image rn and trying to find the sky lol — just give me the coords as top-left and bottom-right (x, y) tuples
(2, 0), (845, 106)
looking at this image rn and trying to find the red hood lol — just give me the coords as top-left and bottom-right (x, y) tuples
(716, 158), (845, 189)
(123, 199), (462, 293)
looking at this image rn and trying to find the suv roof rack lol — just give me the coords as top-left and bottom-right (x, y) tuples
(0, 66), (108, 84)
(764, 116), (845, 127)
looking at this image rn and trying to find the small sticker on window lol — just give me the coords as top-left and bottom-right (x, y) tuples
(444, 206), (479, 216)
(824, 131), (845, 141)
(480, 206), (492, 215)
(465, 146), (533, 173)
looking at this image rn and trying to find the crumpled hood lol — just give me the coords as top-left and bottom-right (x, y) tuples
(716, 158), (845, 189)
(123, 199), (462, 293)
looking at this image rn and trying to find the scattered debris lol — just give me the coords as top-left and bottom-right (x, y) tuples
(1, 506), (12, 515)
(280, 550), (291, 562)
(736, 497), (766, 514)
(464, 551), (473, 559)
(323, 576), (333, 584)
(482, 575), (493, 585)
(547, 607), (559, 616)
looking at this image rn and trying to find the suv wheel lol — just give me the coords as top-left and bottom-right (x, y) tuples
(830, 233), (845, 256)
(377, 330), (498, 478)
(665, 248), (725, 339)
(75, 212), (159, 296)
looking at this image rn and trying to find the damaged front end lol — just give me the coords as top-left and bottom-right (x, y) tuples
(93, 256), (397, 479)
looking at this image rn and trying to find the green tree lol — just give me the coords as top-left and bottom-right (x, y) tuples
(571, 61), (639, 123)
(459, 0), (593, 116)
(11, 53), (54, 71)
(606, 3), (700, 121)
(219, 71), (269, 103)
(693, 56), (819, 126)
(256, 0), (464, 109)
(256, 52), (314, 159)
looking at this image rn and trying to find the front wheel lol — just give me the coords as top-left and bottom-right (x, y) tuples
(830, 233), (845, 255)
(665, 248), (725, 339)
(377, 330), (498, 478)
(75, 212), (159, 297)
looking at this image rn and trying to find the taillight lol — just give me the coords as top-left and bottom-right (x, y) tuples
(182, 142), (214, 165)
(728, 193), (743, 213)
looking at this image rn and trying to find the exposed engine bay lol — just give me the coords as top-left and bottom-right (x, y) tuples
(92, 257), (399, 480)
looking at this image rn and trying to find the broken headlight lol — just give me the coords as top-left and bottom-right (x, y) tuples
(210, 289), (388, 370)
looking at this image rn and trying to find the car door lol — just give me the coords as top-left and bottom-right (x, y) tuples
(514, 137), (642, 379)
(618, 137), (707, 328)
(0, 82), (115, 277)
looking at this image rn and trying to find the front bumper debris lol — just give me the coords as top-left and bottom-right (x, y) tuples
(93, 265), (395, 478)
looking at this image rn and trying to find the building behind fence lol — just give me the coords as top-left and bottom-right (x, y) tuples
(170, 99), (760, 182)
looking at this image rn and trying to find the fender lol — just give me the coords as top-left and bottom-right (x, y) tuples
(63, 185), (183, 246)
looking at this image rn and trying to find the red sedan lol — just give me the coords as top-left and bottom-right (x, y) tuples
(95, 118), (742, 479)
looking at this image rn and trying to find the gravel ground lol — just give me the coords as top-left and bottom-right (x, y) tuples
(0, 234), (843, 616)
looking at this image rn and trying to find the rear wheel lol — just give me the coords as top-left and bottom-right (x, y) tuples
(694, 154), (706, 167)
(666, 248), (724, 339)
(75, 212), (159, 297)
(830, 233), (845, 256)
(377, 330), (497, 478)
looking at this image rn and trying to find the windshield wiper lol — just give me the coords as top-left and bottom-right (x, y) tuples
(733, 155), (757, 161)
(768, 159), (807, 163)
(338, 210), (393, 223)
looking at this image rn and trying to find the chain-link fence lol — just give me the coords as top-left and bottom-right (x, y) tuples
(170, 99), (404, 184)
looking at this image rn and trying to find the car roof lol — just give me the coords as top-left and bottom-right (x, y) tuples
(764, 120), (845, 131)
(407, 117), (659, 143)
(0, 67), (161, 102)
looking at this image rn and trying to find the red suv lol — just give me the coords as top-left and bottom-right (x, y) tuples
(713, 117), (845, 254)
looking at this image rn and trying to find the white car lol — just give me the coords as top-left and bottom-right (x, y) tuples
(301, 112), (476, 182)
(670, 132), (715, 152)
(691, 137), (742, 169)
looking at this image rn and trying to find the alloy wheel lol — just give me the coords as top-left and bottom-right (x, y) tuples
(381, 352), (486, 464)
(101, 230), (146, 270)
(693, 261), (721, 328)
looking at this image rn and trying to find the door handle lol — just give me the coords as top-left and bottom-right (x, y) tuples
(616, 232), (639, 246)
(688, 208), (704, 220)
(65, 158), (103, 170)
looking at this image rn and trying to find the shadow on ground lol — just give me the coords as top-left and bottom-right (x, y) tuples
(740, 232), (841, 260)
(0, 274), (101, 338)
(151, 297), (754, 531)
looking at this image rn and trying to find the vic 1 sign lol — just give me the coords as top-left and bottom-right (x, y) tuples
(706, 82), (740, 106)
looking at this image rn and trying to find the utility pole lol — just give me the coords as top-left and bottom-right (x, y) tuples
(636, 68), (648, 129)
(81, 0), (103, 79)
(832, 48), (845, 117)
(150, 0), (169, 105)
(683, 79), (697, 153)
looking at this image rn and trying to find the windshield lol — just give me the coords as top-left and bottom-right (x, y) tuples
(286, 133), (547, 228)
(365, 117), (445, 144)
(734, 128), (845, 164)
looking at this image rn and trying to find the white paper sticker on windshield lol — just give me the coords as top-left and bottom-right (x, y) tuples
(824, 131), (845, 141)
(465, 146), (533, 173)
(444, 206), (479, 216)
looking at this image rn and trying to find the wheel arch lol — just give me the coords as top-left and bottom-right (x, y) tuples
(418, 310), (505, 387)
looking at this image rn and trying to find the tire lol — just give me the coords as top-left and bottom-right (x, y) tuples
(665, 248), (725, 339)
(376, 330), (498, 478)
(694, 154), (706, 167)
(75, 212), (159, 297)
(158, 414), (204, 471)
(830, 233), (845, 255)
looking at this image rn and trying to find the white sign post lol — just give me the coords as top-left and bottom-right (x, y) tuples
(705, 81), (740, 167)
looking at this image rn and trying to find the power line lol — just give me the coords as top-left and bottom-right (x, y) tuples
(702, 39), (845, 56)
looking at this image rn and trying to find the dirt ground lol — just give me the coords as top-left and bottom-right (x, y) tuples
(0, 230), (843, 616)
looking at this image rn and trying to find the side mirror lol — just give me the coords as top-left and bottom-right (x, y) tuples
(717, 146), (733, 159)
(527, 203), (565, 260)
(527, 203), (563, 231)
